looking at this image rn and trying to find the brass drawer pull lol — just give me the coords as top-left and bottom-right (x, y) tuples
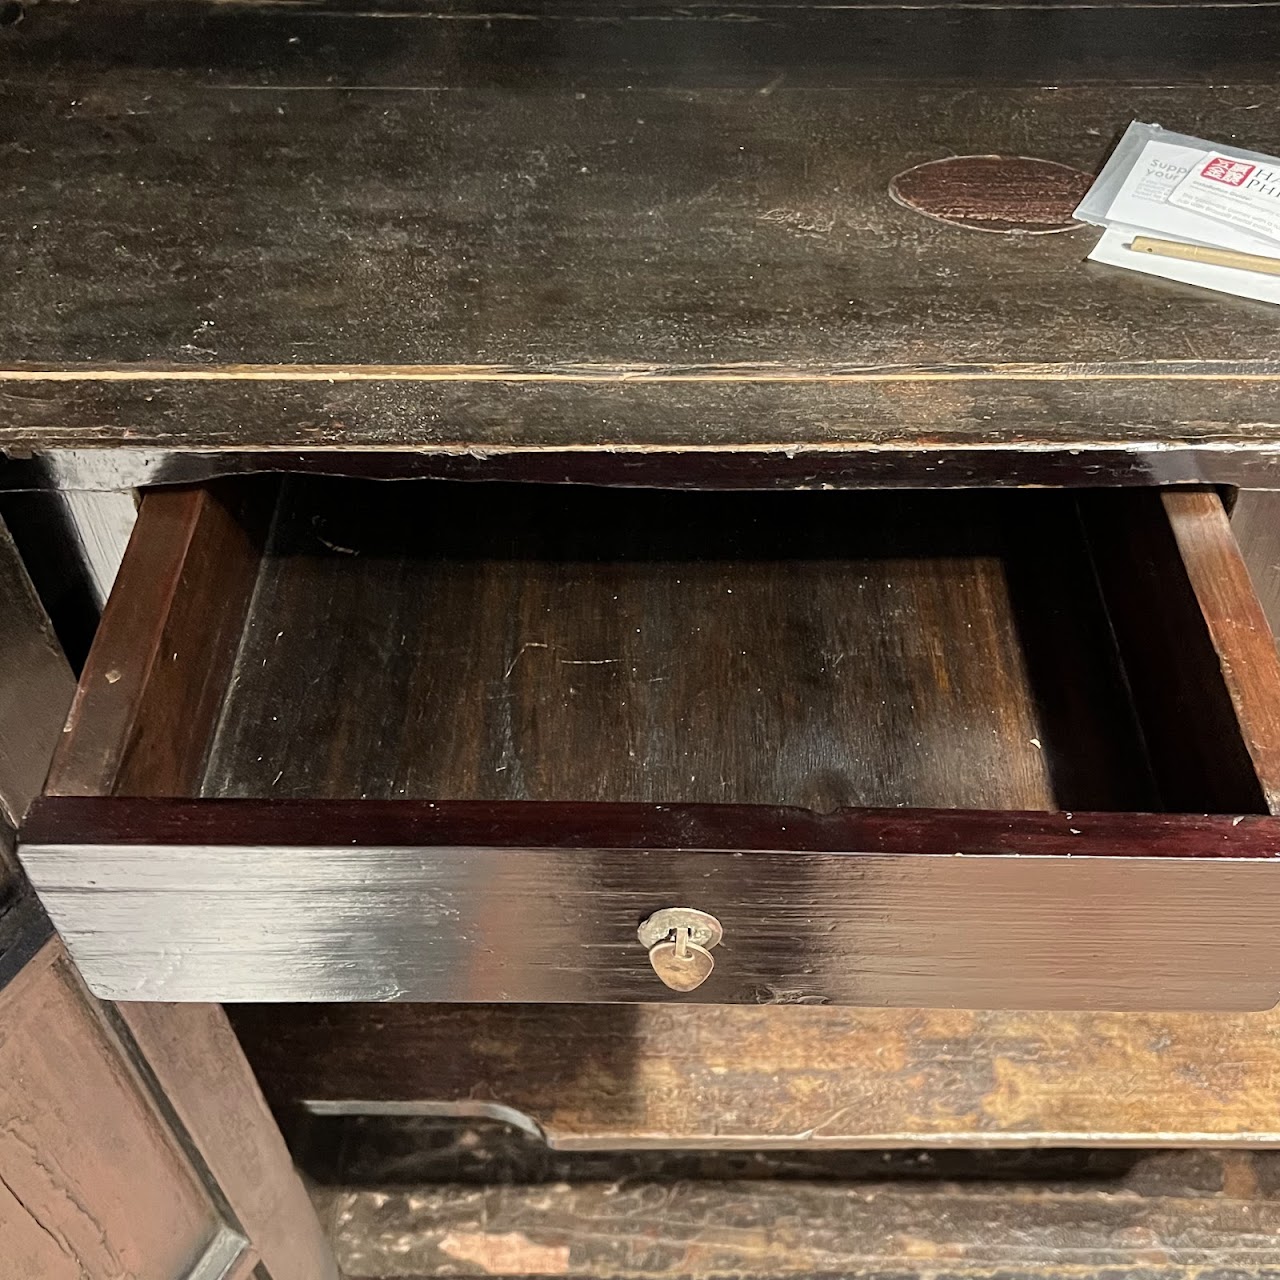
(637, 908), (723, 992)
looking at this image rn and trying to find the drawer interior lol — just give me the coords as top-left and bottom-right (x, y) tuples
(209, 482), (1148, 813)
(46, 479), (1280, 818)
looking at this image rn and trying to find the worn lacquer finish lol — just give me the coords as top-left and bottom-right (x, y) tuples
(0, 494), (337, 1280)
(317, 1140), (1280, 1276)
(4, 1), (1280, 467)
(20, 802), (1280, 1008)
(240, 1000), (1280, 1148)
(889, 155), (1092, 233)
(0, 930), (232, 1280)
(10, 444), (1280, 493)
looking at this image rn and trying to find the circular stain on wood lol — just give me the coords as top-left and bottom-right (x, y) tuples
(889, 155), (1093, 234)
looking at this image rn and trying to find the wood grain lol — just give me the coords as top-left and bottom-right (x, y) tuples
(319, 1136), (1280, 1278)
(1080, 489), (1271, 815)
(4, 1), (1280, 457)
(202, 481), (1152, 813)
(889, 155), (1092, 233)
(1165, 489), (1280, 813)
(0, 933), (227, 1280)
(0, 482), (336, 1279)
(1234, 490), (1280, 642)
(46, 484), (267, 798)
(7, 383), (1280, 490)
(31, 478), (1280, 1008)
(232, 1000), (1280, 1148)
(0, 905), (338, 1280)
(116, 1000), (341, 1280)
(32, 479), (1280, 1007)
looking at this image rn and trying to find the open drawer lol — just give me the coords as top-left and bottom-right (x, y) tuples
(18, 480), (1280, 1009)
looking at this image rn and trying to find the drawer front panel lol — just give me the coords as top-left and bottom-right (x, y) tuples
(21, 837), (1280, 1009)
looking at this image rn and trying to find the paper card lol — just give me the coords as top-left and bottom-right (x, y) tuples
(1088, 225), (1280, 305)
(1167, 152), (1280, 245)
(1081, 139), (1279, 253)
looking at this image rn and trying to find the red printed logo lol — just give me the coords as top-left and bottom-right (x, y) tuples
(1200, 156), (1256, 187)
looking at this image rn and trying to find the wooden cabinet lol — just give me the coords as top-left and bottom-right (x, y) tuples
(18, 478), (1280, 1009)
(4, 0), (1280, 1180)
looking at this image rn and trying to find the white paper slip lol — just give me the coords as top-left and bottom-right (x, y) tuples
(1088, 226), (1280, 305)
(1095, 139), (1204, 227)
(1077, 136), (1279, 253)
(1168, 153), (1280, 246)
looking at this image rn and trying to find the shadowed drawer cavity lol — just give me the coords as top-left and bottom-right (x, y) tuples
(215, 483), (1154, 812)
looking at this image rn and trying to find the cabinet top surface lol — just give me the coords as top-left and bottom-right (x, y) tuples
(4, 0), (1280, 462)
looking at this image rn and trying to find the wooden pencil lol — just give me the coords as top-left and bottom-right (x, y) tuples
(1130, 235), (1280, 277)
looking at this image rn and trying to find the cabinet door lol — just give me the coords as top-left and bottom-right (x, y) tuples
(0, 510), (335, 1280)
(0, 899), (335, 1280)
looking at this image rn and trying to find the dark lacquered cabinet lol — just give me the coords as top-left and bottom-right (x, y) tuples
(8, 0), (1280, 1018)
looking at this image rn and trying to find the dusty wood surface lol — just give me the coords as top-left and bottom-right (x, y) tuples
(4, 0), (1280, 464)
(302, 1117), (1280, 1278)
(232, 1002), (1280, 1148)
